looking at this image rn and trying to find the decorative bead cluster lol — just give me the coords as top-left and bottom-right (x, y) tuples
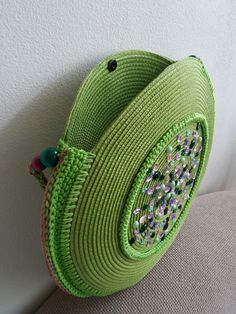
(129, 123), (202, 248)
(30, 147), (60, 172)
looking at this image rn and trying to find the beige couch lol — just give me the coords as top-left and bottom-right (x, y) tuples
(36, 191), (236, 314)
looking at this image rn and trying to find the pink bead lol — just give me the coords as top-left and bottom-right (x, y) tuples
(31, 156), (46, 172)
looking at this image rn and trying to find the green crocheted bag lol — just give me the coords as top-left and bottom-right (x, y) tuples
(29, 50), (215, 297)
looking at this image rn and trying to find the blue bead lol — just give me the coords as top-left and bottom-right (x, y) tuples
(39, 147), (59, 168)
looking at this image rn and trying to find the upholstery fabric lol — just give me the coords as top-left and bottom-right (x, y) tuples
(36, 191), (236, 314)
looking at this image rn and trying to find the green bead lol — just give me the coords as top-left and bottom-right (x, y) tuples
(148, 206), (154, 212)
(133, 221), (139, 228)
(40, 147), (59, 168)
(166, 145), (173, 153)
(165, 193), (171, 200)
(170, 181), (175, 188)
(181, 156), (186, 163)
(186, 130), (191, 137)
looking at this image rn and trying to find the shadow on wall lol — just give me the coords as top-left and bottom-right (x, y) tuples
(0, 60), (96, 314)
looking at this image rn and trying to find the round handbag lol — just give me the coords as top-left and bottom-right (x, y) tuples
(29, 50), (215, 297)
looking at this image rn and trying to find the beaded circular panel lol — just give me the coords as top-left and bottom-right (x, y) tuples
(121, 119), (206, 259)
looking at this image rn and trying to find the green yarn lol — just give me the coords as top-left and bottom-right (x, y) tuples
(41, 50), (215, 297)
(42, 140), (95, 297)
(63, 50), (173, 151)
(121, 114), (208, 259)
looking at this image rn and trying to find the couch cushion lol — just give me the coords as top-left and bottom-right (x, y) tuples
(36, 191), (236, 314)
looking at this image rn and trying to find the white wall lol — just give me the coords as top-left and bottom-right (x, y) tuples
(1, 1), (236, 313)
